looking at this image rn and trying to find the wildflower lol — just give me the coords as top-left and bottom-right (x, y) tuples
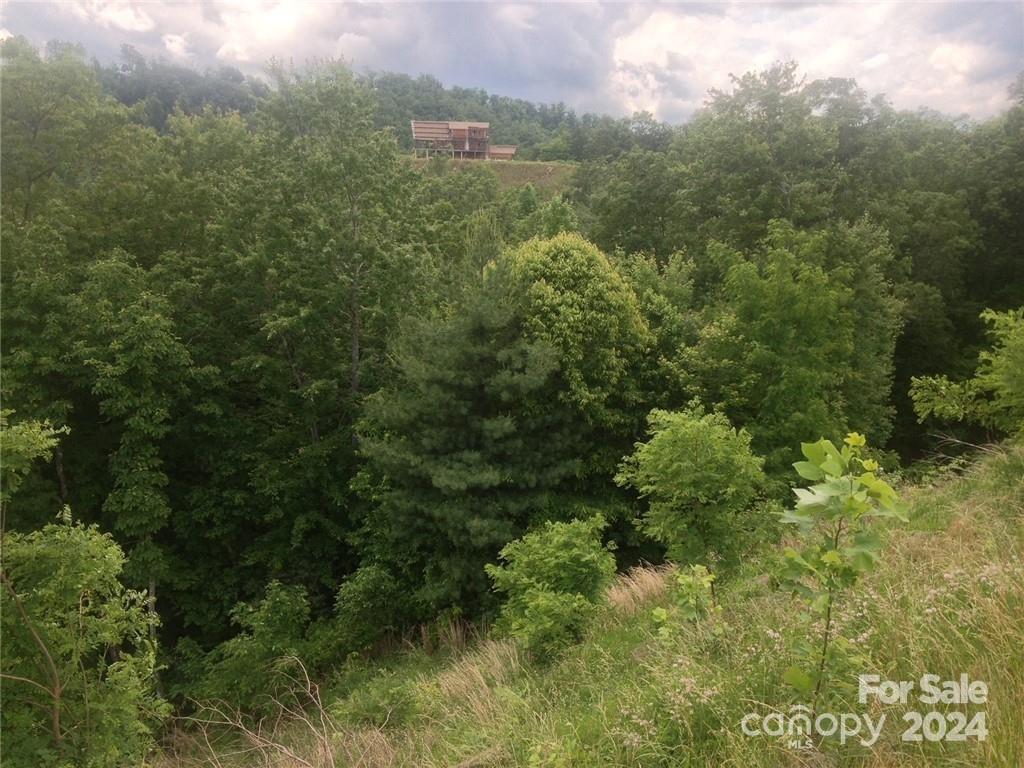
(699, 687), (719, 703)
(861, 458), (879, 472)
(845, 432), (866, 448)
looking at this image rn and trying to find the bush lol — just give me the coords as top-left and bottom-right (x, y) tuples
(486, 515), (616, 602)
(616, 405), (766, 568)
(308, 564), (407, 666)
(196, 581), (311, 709)
(1, 512), (167, 767)
(911, 307), (1024, 434)
(486, 515), (616, 660)
(502, 588), (597, 660)
(330, 670), (419, 728)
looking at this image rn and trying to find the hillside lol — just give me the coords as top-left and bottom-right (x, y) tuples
(159, 443), (1024, 767)
(409, 157), (578, 199)
(5, 41), (1023, 768)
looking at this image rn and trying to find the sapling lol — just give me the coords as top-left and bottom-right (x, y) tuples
(652, 564), (721, 640)
(778, 433), (906, 715)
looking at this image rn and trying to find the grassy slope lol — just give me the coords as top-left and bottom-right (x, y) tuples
(163, 443), (1024, 767)
(409, 157), (577, 199)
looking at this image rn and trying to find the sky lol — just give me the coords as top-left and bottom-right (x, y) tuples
(2, 1), (1022, 122)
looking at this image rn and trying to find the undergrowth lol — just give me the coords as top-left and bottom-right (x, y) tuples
(156, 442), (1024, 767)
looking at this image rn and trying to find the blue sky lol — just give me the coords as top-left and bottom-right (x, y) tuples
(3, 2), (1022, 121)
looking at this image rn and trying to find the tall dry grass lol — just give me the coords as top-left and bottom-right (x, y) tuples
(606, 563), (676, 616)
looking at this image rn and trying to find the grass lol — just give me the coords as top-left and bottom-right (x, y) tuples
(409, 157), (577, 198)
(155, 442), (1024, 767)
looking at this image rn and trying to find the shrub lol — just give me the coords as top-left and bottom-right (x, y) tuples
(616, 405), (766, 568)
(486, 515), (616, 602)
(330, 670), (419, 728)
(651, 563), (725, 644)
(486, 515), (616, 660)
(196, 581), (311, 709)
(499, 588), (597, 660)
(335, 565), (403, 639)
(309, 564), (407, 665)
(1, 512), (167, 767)
(911, 307), (1024, 434)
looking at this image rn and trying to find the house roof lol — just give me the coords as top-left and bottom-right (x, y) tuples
(410, 120), (452, 141)
(411, 120), (490, 141)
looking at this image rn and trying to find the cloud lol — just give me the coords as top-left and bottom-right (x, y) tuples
(1, 1), (1020, 121)
(162, 32), (188, 58)
(609, 3), (1022, 121)
(494, 4), (538, 31)
(67, 1), (155, 33)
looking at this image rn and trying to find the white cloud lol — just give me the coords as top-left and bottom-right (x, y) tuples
(862, 53), (890, 71)
(336, 31), (374, 63)
(929, 42), (984, 78)
(609, 3), (1019, 120)
(68, 1), (155, 33)
(162, 32), (188, 58)
(215, 37), (247, 62)
(212, 1), (333, 62)
(495, 5), (537, 31)
(6, 1), (1021, 121)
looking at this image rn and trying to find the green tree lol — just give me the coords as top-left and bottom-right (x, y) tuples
(616, 406), (765, 567)
(503, 234), (651, 432)
(576, 148), (681, 257)
(357, 234), (649, 616)
(670, 62), (838, 252)
(67, 255), (192, 590)
(2, 515), (167, 766)
(911, 307), (1024, 434)
(678, 221), (901, 475)
(777, 433), (905, 711)
(1, 416), (165, 766)
(0, 412), (65, 517)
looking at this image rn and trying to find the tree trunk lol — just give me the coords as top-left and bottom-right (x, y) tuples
(54, 445), (69, 505)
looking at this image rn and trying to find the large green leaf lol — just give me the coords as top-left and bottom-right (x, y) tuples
(793, 460), (825, 481)
(783, 665), (815, 694)
(800, 440), (828, 465)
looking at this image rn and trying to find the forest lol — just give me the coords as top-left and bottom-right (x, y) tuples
(1, 37), (1023, 767)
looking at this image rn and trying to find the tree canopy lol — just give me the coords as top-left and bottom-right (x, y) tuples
(2, 37), (1021, 757)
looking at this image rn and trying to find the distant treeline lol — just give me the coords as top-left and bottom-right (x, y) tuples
(88, 43), (671, 160)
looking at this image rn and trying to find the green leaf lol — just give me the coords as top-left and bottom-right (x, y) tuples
(820, 550), (843, 568)
(783, 665), (815, 694)
(820, 455), (844, 477)
(779, 508), (814, 529)
(794, 486), (830, 510)
(810, 592), (831, 614)
(800, 440), (827, 465)
(793, 460), (825, 481)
